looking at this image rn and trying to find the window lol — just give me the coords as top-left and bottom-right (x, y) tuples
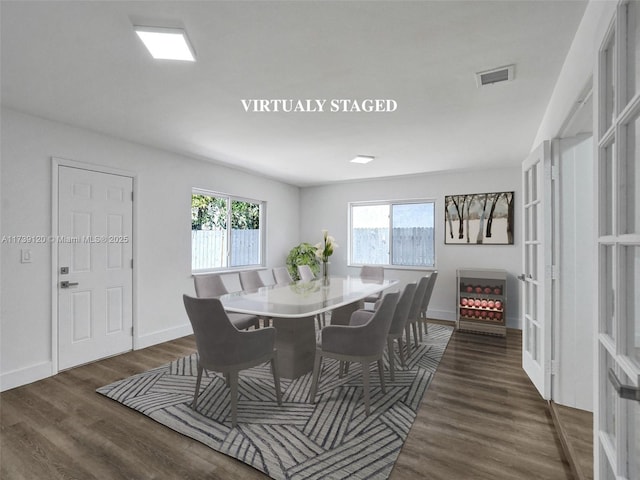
(191, 189), (264, 271)
(349, 200), (435, 268)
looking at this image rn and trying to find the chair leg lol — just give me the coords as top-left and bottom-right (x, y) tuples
(270, 353), (282, 405)
(309, 351), (323, 403)
(263, 317), (271, 327)
(377, 358), (385, 393)
(397, 338), (406, 367)
(362, 361), (370, 416)
(229, 370), (239, 428)
(192, 364), (203, 410)
(387, 338), (395, 382)
(412, 322), (419, 348)
(405, 325), (413, 355)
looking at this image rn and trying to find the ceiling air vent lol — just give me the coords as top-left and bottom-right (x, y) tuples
(475, 65), (514, 87)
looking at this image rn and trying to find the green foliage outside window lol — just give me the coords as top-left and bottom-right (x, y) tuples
(192, 194), (260, 230)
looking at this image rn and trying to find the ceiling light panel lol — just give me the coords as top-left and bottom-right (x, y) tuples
(134, 26), (196, 61)
(351, 155), (375, 164)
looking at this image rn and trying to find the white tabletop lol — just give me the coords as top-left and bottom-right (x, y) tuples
(220, 275), (398, 318)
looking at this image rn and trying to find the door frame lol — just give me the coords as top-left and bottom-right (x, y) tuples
(50, 157), (138, 374)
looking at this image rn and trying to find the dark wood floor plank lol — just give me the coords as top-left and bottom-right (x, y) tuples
(0, 325), (582, 479)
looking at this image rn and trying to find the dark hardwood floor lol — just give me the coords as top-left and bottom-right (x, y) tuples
(551, 403), (594, 480)
(1, 324), (576, 479)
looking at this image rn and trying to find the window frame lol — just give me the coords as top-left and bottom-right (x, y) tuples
(191, 188), (266, 273)
(348, 198), (436, 270)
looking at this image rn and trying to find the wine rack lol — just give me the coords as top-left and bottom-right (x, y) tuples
(456, 268), (506, 336)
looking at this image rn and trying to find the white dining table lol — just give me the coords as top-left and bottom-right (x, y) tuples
(220, 275), (398, 379)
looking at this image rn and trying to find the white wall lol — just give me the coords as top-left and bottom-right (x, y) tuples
(533, 0), (617, 148)
(300, 167), (522, 327)
(0, 108), (300, 390)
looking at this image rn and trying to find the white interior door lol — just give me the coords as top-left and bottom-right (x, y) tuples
(521, 141), (552, 400)
(594, 3), (640, 479)
(58, 166), (133, 370)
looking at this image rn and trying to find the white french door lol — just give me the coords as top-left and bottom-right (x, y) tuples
(57, 165), (134, 370)
(594, 2), (640, 479)
(521, 141), (553, 400)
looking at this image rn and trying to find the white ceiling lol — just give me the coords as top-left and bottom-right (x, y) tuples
(1, 1), (587, 187)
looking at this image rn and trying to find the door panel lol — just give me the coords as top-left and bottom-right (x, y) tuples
(58, 166), (133, 370)
(522, 141), (552, 399)
(595, 3), (640, 478)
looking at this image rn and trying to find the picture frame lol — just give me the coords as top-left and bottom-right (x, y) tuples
(444, 191), (514, 245)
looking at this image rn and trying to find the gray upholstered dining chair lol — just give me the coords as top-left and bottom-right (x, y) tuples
(419, 271), (438, 337)
(239, 270), (265, 291)
(272, 266), (294, 285)
(387, 282), (417, 381)
(183, 295), (282, 428)
(239, 270), (272, 327)
(405, 275), (430, 354)
(297, 264), (316, 282)
(309, 291), (399, 416)
(328, 301), (362, 326)
(296, 264), (326, 328)
(193, 273), (260, 330)
(360, 265), (384, 306)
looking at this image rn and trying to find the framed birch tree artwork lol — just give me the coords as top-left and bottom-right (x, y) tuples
(444, 191), (514, 245)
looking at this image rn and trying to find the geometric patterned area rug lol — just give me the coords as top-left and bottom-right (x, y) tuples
(97, 324), (453, 480)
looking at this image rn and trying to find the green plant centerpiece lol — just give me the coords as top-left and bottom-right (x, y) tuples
(286, 242), (320, 281)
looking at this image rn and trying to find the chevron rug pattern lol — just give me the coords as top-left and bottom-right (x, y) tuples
(97, 324), (452, 480)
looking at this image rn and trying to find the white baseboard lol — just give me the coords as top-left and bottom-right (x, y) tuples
(134, 323), (193, 350)
(427, 308), (456, 322)
(1, 325), (193, 392)
(0, 361), (53, 392)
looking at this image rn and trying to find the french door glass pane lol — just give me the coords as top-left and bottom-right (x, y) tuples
(527, 318), (538, 362)
(630, 392), (640, 480)
(627, 0), (640, 101)
(603, 349), (617, 445)
(626, 115), (640, 233)
(623, 245), (640, 365)
(531, 282), (538, 320)
(604, 33), (616, 132)
(601, 142), (615, 236)
(525, 244), (536, 279)
(603, 454), (616, 480)
(603, 244), (615, 338)
(531, 164), (538, 202)
(531, 204), (538, 241)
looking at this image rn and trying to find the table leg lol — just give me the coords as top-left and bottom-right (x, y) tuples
(272, 316), (316, 379)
